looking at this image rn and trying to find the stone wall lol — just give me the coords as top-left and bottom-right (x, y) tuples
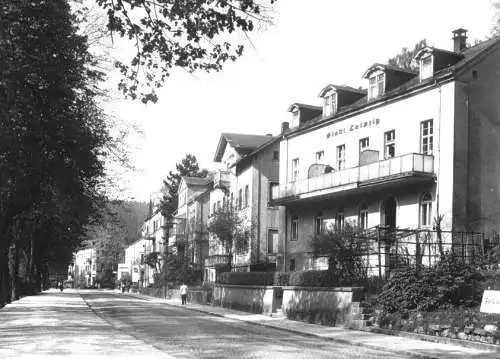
(281, 286), (364, 326)
(212, 284), (363, 326)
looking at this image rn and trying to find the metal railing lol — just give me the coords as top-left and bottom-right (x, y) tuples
(204, 254), (231, 268)
(272, 153), (434, 200)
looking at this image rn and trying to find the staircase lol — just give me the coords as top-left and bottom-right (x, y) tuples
(350, 302), (374, 329)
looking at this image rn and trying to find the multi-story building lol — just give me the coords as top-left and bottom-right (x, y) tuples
(170, 176), (212, 269)
(204, 133), (280, 281)
(272, 29), (500, 272)
(120, 203), (166, 287)
(72, 247), (97, 288)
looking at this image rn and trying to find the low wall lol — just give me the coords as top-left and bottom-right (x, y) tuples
(213, 284), (272, 313)
(212, 284), (364, 326)
(281, 286), (364, 326)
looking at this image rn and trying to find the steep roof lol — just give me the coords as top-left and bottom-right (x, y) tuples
(214, 133), (276, 162)
(285, 36), (500, 138)
(182, 176), (210, 187)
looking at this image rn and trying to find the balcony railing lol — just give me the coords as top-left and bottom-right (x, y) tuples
(204, 254), (231, 268)
(272, 153), (434, 201)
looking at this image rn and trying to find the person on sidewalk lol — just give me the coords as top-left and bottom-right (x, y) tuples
(180, 283), (188, 305)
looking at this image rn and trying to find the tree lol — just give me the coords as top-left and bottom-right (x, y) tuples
(0, 1), (109, 306)
(160, 154), (207, 223)
(312, 222), (368, 285)
(90, 0), (276, 103)
(387, 39), (427, 72)
(206, 205), (250, 270)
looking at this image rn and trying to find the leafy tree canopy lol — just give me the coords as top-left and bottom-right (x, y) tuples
(387, 39), (427, 72)
(160, 154), (207, 222)
(89, 0), (276, 103)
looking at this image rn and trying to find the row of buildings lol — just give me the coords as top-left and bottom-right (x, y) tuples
(78, 28), (500, 285)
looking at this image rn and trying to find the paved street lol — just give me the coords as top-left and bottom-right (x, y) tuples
(0, 290), (409, 359)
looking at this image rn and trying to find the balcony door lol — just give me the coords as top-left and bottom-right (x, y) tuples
(382, 197), (397, 229)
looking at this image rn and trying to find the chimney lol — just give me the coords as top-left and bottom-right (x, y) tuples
(452, 28), (468, 52)
(281, 122), (289, 134)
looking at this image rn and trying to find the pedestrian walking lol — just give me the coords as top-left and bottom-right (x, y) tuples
(180, 283), (188, 305)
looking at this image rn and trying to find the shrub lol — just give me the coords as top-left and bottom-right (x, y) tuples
(274, 272), (290, 286)
(377, 256), (484, 314)
(288, 270), (336, 287)
(218, 271), (274, 285)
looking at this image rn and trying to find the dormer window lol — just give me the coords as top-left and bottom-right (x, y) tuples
(420, 55), (433, 80)
(291, 107), (300, 127)
(323, 91), (337, 117)
(368, 73), (385, 100)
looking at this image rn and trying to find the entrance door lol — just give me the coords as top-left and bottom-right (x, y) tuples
(383, 197), (397, 228)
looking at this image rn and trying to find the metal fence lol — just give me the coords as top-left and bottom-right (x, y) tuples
(351, 227), (500, 279)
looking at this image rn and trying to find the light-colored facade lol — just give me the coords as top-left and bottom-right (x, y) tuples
(73, 248), (97, 288)
(205, 133), (280, 281)
(272, 30), (500, 272)
(120, 205), (167, 286)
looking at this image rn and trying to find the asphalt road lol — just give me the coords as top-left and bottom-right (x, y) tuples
(79, 290), (410, 359)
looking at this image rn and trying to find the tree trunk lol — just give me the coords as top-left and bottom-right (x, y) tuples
(0, 246), (12, 307)
(9, 242), (20, 301)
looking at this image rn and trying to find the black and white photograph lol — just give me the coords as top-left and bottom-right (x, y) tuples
(1, 0), (500, 358)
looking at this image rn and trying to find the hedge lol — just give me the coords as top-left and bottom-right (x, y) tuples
(288, 270), (336, 287)
(218, 271), (274, 285)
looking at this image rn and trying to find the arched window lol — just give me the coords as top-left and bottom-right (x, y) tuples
(420, 193), (433, 227)
(359, 204), (368, 230)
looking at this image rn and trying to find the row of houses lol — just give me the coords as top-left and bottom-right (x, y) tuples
(117, 28), (500, 285)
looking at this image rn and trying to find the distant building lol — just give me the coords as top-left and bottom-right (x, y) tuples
(272, 29), (500, 271)
(204, 133), (280, 281)
(73, 248), (96, 288)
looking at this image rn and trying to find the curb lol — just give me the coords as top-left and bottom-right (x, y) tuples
(162, 301), (438, 359)
(120, 292), (496, 359)
(364, 327), (500, 353)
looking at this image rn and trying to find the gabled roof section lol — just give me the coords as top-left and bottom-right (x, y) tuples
(362, 63), (417, 79)
(182, 176), (210, 187)
(284, 35), (500, 139)
(214, 133), (276, 162)
(318, 84), (366, 97)
(287, 103), (322, 112)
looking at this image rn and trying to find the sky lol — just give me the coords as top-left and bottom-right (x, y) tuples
(101, 0), (498, 202)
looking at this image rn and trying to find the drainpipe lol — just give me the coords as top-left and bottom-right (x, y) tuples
(436, 81), (442, 220)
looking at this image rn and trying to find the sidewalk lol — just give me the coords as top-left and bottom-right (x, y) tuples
(128, 291), (499, 359)
(0, 289), (174, 359)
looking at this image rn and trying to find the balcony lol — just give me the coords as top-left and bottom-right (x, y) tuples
(214, 170), (231, 191)
(205, 254), (231, 268)
(272, 153), (434, 204)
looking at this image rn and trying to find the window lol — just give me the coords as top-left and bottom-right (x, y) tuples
(420, 56), (433, 80)
(244, 185), (249, 208)
(359, 204), (368, 230)
(323, 92), (337, 117)
(289, 258), (296, 271)
(420, 193), (433, 227)
(384, 130), (395, 159)
(238, 189), (242, 210)
(291, 158), (299, 182)
(291, 215), (298, 241)
(267, 229), (279, 254)
(230, 192), (234, 209)
(369, 73), (385, 99)
(291, 108), (299, 127)
(359, 137), (369, 153)
(273, 151), (279, 161)
(420, 120), (433, 155)
(314, 212), (324, 235)
(315, 150), (324, 163)
(268, 182), (278, 204)
(335, 209), (344, 230)
(213, 203), (216, 214)
(336, 144), (345, 170)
